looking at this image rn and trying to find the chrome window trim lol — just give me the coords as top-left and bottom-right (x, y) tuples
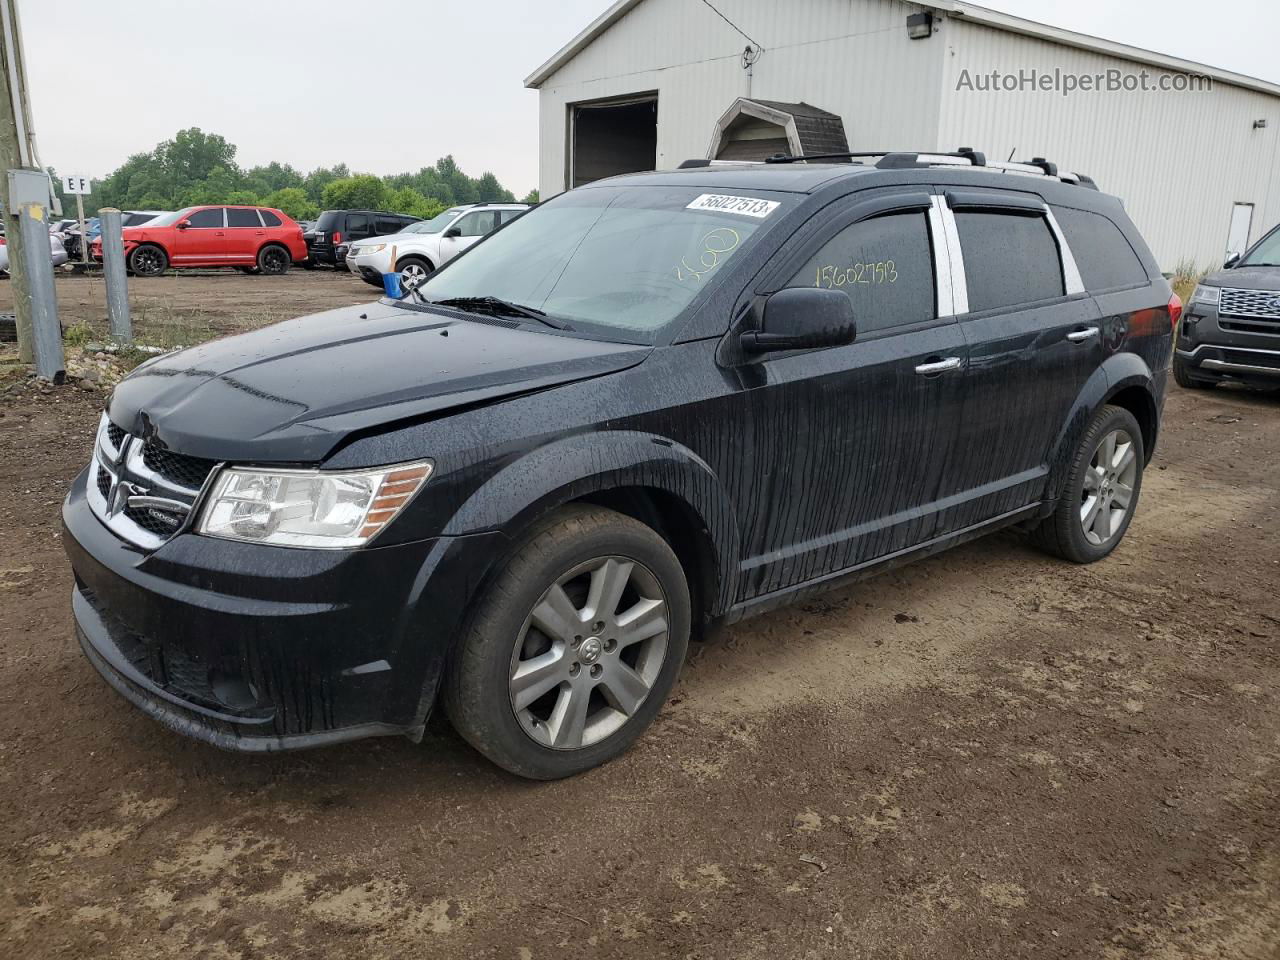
(931, 196), (968, 315)
(1043, 206), (1086, 296)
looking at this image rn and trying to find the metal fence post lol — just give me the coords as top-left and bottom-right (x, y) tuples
(99, 207), (131, 344)
(18, 201), (63, 382)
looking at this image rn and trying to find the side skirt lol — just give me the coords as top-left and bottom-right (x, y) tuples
(724, 503), (1043, 624)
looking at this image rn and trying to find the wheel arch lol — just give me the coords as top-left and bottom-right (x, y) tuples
(395, 252), (435, 272)
(256, 240), (292, 260)
(441, 430), (740, 624)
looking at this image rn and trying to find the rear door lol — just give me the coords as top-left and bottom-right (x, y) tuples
(170, 207), (227, 264)
(225, 207), (265, 262)
(731, 190), (970, 597)
(939, 191), (1100, 527)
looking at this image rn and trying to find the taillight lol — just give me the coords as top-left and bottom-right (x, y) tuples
(1168, 292), (1183, 331)
(332, 231), (342, 245)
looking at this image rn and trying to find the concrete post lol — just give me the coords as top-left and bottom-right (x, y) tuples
(18, 201), (63, 381)
(98, 207), (131, 344)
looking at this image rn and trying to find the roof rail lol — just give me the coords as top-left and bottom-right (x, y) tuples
(762, 147), (1097, 189)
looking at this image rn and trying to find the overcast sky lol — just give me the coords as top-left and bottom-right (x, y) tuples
(23, 0), (1280, 195)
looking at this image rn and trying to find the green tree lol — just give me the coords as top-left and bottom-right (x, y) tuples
(304, 164), (350, 206)
(321, 174), (387, 210)
(385, 186), (445, 219)
(262, 187), (319, 221)
(521, 189), (540, 205)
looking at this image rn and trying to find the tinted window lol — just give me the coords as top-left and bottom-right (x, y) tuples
(453, 211), (499, 237)
(498, 209), (524, 225)
(786, 212), (935, 334)
(375, 217), (402, 234)
(346, 213), (371, 236)
(187, 208), (224, 228)
(260, 210), (282, 227)
(227, 208), (262, 227)
(315, 211), (342, 230)
(956, 212), (1064, 312)
(1051, 206), (1147, 290)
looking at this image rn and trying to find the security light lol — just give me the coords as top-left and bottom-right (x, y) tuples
(907, 12), (934, 39)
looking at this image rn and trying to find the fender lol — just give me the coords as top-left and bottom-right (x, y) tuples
(442, 430), (741, 616)
(1043, 351), (1157, 501)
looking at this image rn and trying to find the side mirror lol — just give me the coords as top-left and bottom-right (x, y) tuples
(1223, 254), (1240, 269)
(176, 220), (190, 230)
(740, 288), (857, 355)
(443, 226), (462, 239)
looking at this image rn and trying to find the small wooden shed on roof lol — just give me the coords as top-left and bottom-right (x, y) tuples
(708, 98), (851, 162)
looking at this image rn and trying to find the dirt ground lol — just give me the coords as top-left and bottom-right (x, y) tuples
(1, 271), (1279, 959)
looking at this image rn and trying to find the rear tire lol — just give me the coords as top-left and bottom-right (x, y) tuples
(1032, 404), (1145, 564)
(256, 244), (291, 275)
(444, 505), (690, 780)
(128, 244), (167, 277)
(1173, 355), (1213, 389)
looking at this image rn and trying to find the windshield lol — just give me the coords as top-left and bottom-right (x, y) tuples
(403, 208), (466, 234)
(1240, 226), (1280, 267)
(146, 207), (197, 227)
(415, 187), (786, 341)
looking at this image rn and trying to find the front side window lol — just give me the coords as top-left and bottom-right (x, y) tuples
(346, 214), (371, 237)
(227, 208), (262, 227)
(416, 186), (786, 342)
(453, 211), (499, 237)
(405, 208), (466, 234)
(785, 212), (936, 335)
(375, 217), (402, 234)
(1240, 226), (1280, 267)
(955, 211), (1065, 312)
(186, 208), (224, 228)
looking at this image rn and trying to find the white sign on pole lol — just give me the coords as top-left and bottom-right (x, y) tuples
(61, 173), (91, 195)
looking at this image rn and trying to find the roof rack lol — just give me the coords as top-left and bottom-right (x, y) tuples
(757, 147), (1098, 189)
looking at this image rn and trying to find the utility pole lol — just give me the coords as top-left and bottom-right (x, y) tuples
(0, 0), (44, 363)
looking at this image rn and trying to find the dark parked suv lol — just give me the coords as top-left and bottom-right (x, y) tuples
(63, 151), (1177, 779)
(305, 209), (420, 266)
(1175, 221), (1280, 389)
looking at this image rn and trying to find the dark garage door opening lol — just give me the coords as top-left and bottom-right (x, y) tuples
(570, 95), (657, 188)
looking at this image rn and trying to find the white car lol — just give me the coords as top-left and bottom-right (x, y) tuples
(0, 234), (68, 275)
(346, 203), (528, 286)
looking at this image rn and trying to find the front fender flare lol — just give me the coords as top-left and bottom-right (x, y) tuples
(443, 430), (741, 615)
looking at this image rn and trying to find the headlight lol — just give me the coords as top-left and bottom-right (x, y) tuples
(196, 461), (432, 548)
(1190, 284), (1220, 307)
(353, 243), (386, 256)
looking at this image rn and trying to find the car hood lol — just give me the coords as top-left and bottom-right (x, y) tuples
(107, 301), (650, 464)
(1201, 265), (1280, 290)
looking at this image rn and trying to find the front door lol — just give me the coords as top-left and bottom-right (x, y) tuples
(170, 207), (226, 264)
(730, 192), (969, 600)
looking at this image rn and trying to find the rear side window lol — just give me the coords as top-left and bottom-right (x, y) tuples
(260, 210), (282, 227)
(187, 208), (224, 228)
(498, 209), (523, 225)
(1051, 206), (1148, 290)
(375, 217), (402, 234)
(227, 208), (262, 227)
(785, 211), (936, 335)
(955, 212), (1064, 312)
(346, 213), (371, 236)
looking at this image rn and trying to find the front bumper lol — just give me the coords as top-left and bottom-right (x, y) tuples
(62, 468), (503, 752)
(1176, 343), (1280, 384)
(347, 249), (394, 278)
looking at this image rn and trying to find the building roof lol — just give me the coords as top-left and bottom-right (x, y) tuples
(525, 0), (1280, 99)
(711, 99), (851, 160)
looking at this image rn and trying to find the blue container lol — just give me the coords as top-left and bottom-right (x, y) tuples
(381, 272), (403, 299)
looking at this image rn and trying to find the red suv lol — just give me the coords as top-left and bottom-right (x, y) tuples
(91, 205), (307, 277)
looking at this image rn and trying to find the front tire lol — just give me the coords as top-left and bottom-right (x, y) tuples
(257, 244), (291, 275)
(1033, 405), (1145, 564)
(396, 256), (433, 286)
(1173, 355), (1214, 389)
(444, 505), (691, 780)
(128, 244), (167, 277)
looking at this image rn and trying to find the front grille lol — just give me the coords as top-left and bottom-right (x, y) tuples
(1219, 287), (1280, 333)
(85, 414), (217, 549)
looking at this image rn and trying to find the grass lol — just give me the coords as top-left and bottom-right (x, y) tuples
(1170, 259), (1207, 304)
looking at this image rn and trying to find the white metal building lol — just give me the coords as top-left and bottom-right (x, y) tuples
(526, 0), (1280, 270)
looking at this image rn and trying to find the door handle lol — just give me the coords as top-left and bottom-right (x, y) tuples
(914, 356), (963, 375)
(1066, 327), (1100, 343)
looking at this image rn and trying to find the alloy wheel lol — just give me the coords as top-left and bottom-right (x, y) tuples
(400, 262), (430, 285)
(260, 248), (288, 274)
(132, 248), (164, 276)
(509, 556), (670, 750)
(1080, 428), (1138, 546)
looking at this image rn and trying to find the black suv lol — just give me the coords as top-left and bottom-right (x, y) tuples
(63, 152), (1176, 779)
(1175, 221), (1280, 389)
(305, 209), (420, 266)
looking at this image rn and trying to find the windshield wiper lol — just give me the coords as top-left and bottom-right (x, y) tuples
(430, 296), (574, 330)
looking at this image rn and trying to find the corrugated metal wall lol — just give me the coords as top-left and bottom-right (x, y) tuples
(536, 0), (1280, 269)
(936, 18), (1280, 269)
